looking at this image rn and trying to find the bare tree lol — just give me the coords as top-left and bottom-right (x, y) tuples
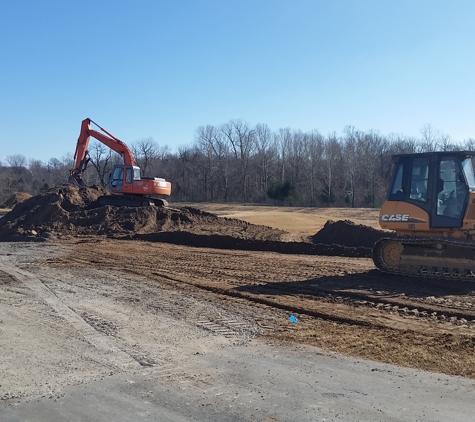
(305, 131), (324, 206)
(131, 138), (158, 176)
(156, 144), (170, 160)
(175, 146), (194, 200)
(6, 154), (27, 168)
(289, 130), (307, 202)
(4, 119), (469, 207)
(195, 126), (219, 201)
(211, 130), (231, 201)
(221, 120), (256, 201)
(254, 123), (276, 199)
(88, 142), (116, 187)
(27, 157), (68, 189)
(275, 128), (292, 183)
(463, 139), (475, 151)
(439, 133), (457, 151)
(321, 134), (342, 205)
(6, 154), (27, 176)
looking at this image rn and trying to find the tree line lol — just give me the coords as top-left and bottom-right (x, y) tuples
(1, 122), (473, 208)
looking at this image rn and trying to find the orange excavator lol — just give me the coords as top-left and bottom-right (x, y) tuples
(69, 118), (171, 207)
(373, 151), (475, 279)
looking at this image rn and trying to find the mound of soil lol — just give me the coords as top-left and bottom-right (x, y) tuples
(311, 219), (395, 248)
(0, 185), (287, 242)
(0, 185), (374, 258)
(1, 192), (32, 208)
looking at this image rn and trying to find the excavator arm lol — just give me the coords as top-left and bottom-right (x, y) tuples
(69, 118), (135, 185)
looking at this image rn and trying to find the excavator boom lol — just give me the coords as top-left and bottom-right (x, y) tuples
(70, 118), (135, 182)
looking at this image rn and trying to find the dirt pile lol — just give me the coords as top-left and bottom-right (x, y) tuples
(1, 192), (32, 208)
(0, 186), (372, 258)
(0, 185), (287, 241)
(311, 219), (395, 248)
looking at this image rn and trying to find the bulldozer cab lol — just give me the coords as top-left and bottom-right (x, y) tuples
(387, 151), (475, 228)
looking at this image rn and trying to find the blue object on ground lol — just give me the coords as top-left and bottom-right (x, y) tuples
(289, 314), (298, 323)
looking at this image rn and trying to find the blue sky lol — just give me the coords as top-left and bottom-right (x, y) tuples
(1, 0), (475, 163)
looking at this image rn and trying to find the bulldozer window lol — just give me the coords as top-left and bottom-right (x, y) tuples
(389, 160), (410, 201)
(388, 156), (411, 201)
(409, 158), (429, 202)
(462, 158), (475, 189)
(390, 164), (404, 196)
(437, 158), (466, 219)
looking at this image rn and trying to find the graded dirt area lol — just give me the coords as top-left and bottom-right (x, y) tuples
(45, 237), (475, 377)
(2, 187), (475, 419)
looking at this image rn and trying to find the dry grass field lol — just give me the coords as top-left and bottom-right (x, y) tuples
(182, 203), (382, 235)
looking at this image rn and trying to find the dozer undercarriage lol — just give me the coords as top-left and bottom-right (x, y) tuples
(373, 237), (475, 280)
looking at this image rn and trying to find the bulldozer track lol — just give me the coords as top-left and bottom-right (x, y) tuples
(374, 237), (475, 280)
(309, 290), (475, 327)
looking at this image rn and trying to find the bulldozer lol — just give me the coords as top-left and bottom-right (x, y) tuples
(373, 151), (475, 279)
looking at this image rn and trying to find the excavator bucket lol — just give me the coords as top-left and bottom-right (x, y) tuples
(68, 174), (88, 188)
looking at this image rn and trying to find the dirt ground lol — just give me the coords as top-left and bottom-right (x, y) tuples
(48, 237), (475, 377)
(2, 187), (475, 410)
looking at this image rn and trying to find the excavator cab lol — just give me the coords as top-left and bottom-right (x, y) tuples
(109, 165), (141, 192)
(106, 163), (170, 204)
(374, 151), (475, 279)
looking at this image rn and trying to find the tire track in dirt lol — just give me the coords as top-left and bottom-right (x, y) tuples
(39, 267), (265, 352)
(0, 265), (141, 371)
(150, 267), (475, 332)
(148, 294), (262, 339)
(32, 267), (269, 387)
(38, 238), (475, 378)
(0, 244), (261, 401)
(56, 241), (475, 332)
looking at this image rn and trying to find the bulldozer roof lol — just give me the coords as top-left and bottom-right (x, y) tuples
(392, 151), (475, 161)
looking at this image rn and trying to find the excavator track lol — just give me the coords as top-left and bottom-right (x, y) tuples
(373, 237), (475, 280)
(97, 195), (168, 208)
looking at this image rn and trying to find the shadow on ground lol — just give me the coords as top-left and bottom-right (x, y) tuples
(234, 269), (475, 299)
(134, 232), (371, 258)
